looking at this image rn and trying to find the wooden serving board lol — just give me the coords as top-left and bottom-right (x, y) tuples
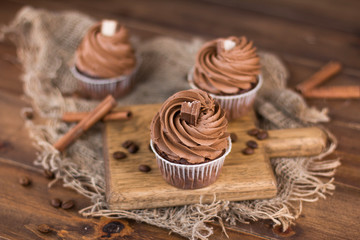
(104, 104), (327, 210)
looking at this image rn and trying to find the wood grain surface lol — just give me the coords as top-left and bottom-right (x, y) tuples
(104, 104), (328, 210)
(0, 0), (359, 239)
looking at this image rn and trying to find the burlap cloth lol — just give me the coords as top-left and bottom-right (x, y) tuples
(1, 7), (341, 240)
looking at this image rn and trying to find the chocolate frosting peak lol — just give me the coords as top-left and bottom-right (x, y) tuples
(151, 89), (229, 164)
(75, 22), (136, 78)
(193, 36), (260, 95)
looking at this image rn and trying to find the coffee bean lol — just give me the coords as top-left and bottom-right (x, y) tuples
(242, 147), (254, 155)
(256, 131), (269, 140)
(37, 224), (51, 233)
(24, 109), (34, 120)
(19, 176), (31, 186)
(112, 151), (127, 160)
(122, 140), (134, 149)
(128, 144), (139, 154)
(247, 128), (259, 136)
(61, 200), (75, 210)
(230, 133), (238, 143)
(43, 169), (54, 179)
(246, 140), (258, 149)
(138, 165), (151, 173)
(50, 198), (62, 208)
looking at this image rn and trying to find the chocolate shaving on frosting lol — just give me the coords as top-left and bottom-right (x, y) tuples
(193, 36), (260, 95)
(75, 22), (136, 78)
(150, 89), (229, 164)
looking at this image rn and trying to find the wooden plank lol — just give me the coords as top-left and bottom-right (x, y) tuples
(205, 0), (360, 33)
(6, 0), (360, 69)
(0, 157), (264, 240)
(224, 183), (360, 240)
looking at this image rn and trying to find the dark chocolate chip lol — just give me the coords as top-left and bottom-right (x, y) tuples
(230, 133), (238, 143)
(128, 144), (139, 154)
(43, 169), (55, 179)
(247, 128), (259, 136)
(242, 147), (254, 155)
(19, 176), (31, 186)
(50, 198), (62, 208)
(61, 200), (75, 210)
(256, 131), (269, 140)
(112, 151), (127, 160)
(37, 224), (51, 233)
(122, 140), (134, 149)
(246, 140), (258, 149)
(138, 165), (151, 173)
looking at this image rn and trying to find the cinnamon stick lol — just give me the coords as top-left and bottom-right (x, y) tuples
(296, 61), (342, 93)
(53, 95), (116, 151)
(62, 111), (131, 122)
(303, 86), (360, 99)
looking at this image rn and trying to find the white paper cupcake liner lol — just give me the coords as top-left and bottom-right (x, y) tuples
(150, 137), (232, 189)
(70, 59), (140, 99)
(188, 67), (263, 120)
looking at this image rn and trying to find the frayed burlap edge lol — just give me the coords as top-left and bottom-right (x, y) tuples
(2, 6), (340, 240)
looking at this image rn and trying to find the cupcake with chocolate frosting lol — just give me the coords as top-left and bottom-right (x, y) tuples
(150, 89), (231, 189)
(188, 36), (263, 119)
(71, 20), (138, 99)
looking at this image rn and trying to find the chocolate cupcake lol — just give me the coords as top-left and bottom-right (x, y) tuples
(150, 89), (231, 189)
(71, 20), (138, 99)
(188, 36), (263, 119)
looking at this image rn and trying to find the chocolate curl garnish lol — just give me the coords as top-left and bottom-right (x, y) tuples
(180, 101), (201, 126)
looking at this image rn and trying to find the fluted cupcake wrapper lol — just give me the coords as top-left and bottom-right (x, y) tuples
(150, 137), (232, 190)
(70, 59), (140, 100)
(188, 67), (263, 120)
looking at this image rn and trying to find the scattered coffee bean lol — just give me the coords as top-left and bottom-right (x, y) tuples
(37, 224), (51, 233)
(230, 133), (238, 143)
(242, 147), (254, 155)
(122, 140), (134, 149)
(246, 140), (258, 149)
(19, 176), (31, 186)
(50, 198), (62, 208)
(128, 144), (139, 154)
(247, 128), (259, 136)
(61, 200), (75, 210)
(256, 131), (269, 140)
(138, 165), (151, 173)
(43, 169), (55, 179)
(24, 109), (34, 120)
(112, 151), (127, 160)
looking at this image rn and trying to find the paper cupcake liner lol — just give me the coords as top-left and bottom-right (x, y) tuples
(188, 68), (263, 120)
(70, 60), (140, 100)
(150, 137), (232, 190)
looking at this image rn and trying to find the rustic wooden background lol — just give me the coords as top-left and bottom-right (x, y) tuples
(0, 0), (359, 239)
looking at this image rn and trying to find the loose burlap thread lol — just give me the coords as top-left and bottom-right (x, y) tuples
(1, 6), (341, 240)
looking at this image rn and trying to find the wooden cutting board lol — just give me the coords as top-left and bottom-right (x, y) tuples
(103, 104), (327, 210)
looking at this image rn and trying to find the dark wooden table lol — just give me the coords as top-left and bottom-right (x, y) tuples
(1, 0), (359, 239)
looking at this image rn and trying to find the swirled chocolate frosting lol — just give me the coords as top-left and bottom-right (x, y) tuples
(75, 22), (136, 78)
(151, 89), (229, 164)
(193, 36), (260, 95)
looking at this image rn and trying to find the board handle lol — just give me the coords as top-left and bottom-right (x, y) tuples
(264, 127), (328, 158)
